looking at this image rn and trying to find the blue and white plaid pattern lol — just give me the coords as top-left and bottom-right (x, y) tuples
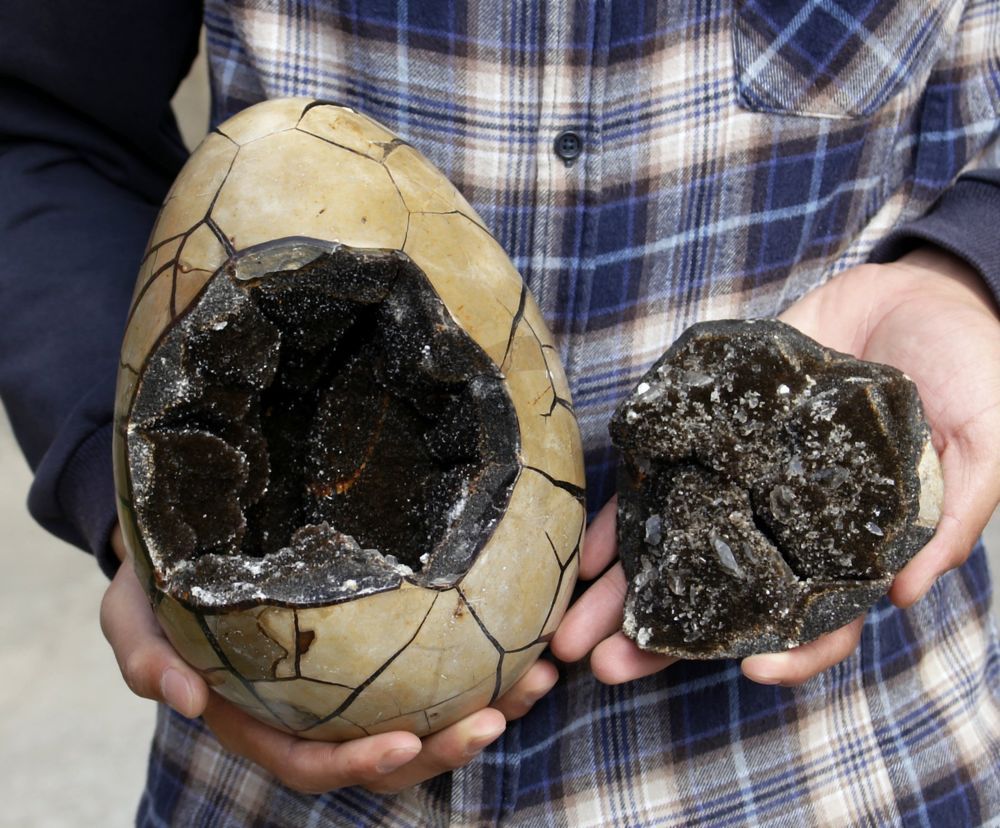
(139, 1), (1000, 824)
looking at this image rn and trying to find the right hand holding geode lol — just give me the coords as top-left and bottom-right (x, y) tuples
(553, 247), (1000, 688)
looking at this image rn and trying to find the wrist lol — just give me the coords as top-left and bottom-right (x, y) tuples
(894, 246), (1000, 321)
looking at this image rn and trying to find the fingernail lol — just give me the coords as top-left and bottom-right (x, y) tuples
(376, 746), (420, 774)
(743, 654), (788, 685)
(464, 723), (506, 758)
(160, 668), (193, 717)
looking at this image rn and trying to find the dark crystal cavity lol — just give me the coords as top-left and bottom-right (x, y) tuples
(128, 241), (520, 609)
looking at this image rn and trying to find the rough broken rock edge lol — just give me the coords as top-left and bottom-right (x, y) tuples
(610, 319), (943, 659)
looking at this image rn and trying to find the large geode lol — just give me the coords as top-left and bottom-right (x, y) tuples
(610, 319), (942, 659)
(113, 99), (585, 741)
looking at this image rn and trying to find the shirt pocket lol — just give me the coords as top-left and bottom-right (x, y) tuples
(732, 0), (965, 118)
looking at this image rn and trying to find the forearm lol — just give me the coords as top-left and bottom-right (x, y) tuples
(0, 0), (201, 573)
(0, 142), (158, 573)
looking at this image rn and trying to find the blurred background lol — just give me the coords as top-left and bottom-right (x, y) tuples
(2, 33), (998, 828)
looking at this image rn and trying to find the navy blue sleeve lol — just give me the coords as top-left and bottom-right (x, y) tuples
(869, 170), (1000, 305)
(0, 1), (202, 576)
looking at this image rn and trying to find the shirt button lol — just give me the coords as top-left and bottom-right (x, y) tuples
(554, 130), (583, 165)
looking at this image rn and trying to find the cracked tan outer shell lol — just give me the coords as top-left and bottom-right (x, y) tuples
(113, 98), (585, 741)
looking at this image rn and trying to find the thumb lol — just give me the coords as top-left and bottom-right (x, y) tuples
(890, 434), (1000, 608)
(100, 562), (209, 718)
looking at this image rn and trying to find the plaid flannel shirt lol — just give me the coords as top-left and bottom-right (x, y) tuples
(138, 1), (1000, 825)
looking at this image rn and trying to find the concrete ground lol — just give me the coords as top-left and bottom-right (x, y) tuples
(0, 410), (153, 827)
(2, 43), (998, 828)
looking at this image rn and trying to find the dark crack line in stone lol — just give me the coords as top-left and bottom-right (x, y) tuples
(381, 161), (408, 207)
(294, 126), (376, 161)
(128, 146), (237, 327)
(535, 532), (575, 641)
(340, 718), (372, 738)
(545, 532), (561, 565)
(392, 678), (493, 722)
(206, 216), (236, 258)
(126, 244), (192, 328)
(168, 232), (195, 319)
(522, 318), (573, 417)
(193, 613), (298, 733)
(241, 127), (299, 147)
(311, 595), (440, 727)
(139, 231), (187, 267)
(275, 701), (328, 734)
(428, 202), (491, 235)
(455, 588), (505, 704)
(412, 207), (491, 236)
(264, 676), (353, 688)
(501, 286), (528, 370)
(566, 517), (585, 573)
(538, 568), (565, 645)
(521, 316), (551, 361)
(297, 99), (344, 125)
(206, 148), (240, 218)
(546, 396), (575, 417)
(251, 615), (291, 679)
(455, 588), (505, 656)
(293, 611), (302, 677)
(523, 466), (585, 502)
(412, 209), (466, 218)
(377, 137), (409, 159)
(213, 127), (238, 145)
(506, 635), (553, 654)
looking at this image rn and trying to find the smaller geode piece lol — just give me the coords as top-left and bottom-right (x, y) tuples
(610, 319), (943, 659)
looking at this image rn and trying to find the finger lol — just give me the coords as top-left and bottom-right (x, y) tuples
(590, 632), (676, 685)
(891, 440), (999, 608)
(549, 562), (627, 663)
(367, 708), (507, 794)
(490, 658), (559, 721)
(580, 497), (618, 580)
(100, 563), (208, 718)
(889, 516), (964, 608)
(741, 616), (865, 686)
(203, 695), (422, 794)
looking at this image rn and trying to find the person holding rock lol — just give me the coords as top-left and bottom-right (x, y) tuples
(1, 2), (998, 824)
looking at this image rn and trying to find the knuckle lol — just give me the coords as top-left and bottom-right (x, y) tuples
(121, 651), (153, 698)
(275, 747), (344, 795)
(275, 766), (324, 794)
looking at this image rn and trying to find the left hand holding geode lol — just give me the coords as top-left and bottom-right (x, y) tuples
(101, 527), (559, 794)
(553, 247), (1000, 687)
